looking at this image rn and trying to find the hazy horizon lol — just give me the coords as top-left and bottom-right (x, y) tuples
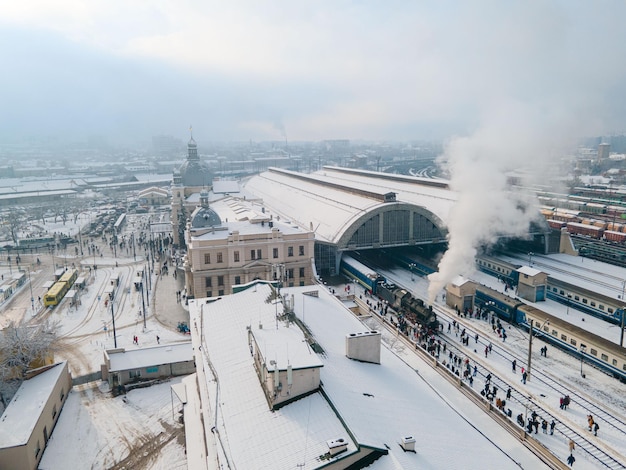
(2, 1), (626, 146)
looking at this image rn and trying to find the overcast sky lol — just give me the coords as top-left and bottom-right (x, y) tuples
(2, 1), (626, 144)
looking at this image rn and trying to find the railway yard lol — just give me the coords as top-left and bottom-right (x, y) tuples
(343, 251), (626, 470)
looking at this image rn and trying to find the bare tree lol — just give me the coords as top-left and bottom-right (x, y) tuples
(3, 209), (22, 245)
(0, 320), (59, 408)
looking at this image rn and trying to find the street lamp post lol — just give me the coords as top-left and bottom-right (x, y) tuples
(110, 295), (118, 348)
(78, 218), (83, 256)
(566, 294), (571, 315)
(619, 279), (626, 347)
(140, 279), (147, 331)
(526, 318), (549, 382)
(528, 252), (534, 266)
(486, 301), (495, 323)
(28, 269), (35, 315)
(579, 346), (586, 378)
(409, 263), (416, 281)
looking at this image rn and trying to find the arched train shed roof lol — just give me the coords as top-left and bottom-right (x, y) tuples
(244, 166), (458, 250)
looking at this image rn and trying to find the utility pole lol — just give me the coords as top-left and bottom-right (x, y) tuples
(527, 319), (534, 381)
(141, 279), (147, 331)
(619, 279), (626, 348)
(110, 296), (117, 348)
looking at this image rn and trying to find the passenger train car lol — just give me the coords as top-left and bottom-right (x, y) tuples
(474, 285), (626, 382)
(476, 255), (624, 324)
(340, 255), (383, 294)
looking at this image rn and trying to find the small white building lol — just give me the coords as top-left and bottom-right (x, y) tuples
(0, 362), (72, 470)
(250, 325), (323, 409)
(102, 342), (195, 390)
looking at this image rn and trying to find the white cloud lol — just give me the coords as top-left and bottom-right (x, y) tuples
(1, 1), (626, 141)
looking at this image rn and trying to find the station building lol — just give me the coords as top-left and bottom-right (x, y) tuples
(182, 190), (315, 298)
(172, 136), (550, 296)
(242, 167), (455, 276)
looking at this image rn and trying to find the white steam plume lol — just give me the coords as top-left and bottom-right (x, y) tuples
(427, 100), (578, 301)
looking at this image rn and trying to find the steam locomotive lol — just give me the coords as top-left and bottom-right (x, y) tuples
(376, 280), (439, 332)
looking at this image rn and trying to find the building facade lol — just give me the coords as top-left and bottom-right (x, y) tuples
(183, 194), (315, 298)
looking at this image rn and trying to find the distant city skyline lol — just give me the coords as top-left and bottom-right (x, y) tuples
(1, 1), (626, 147)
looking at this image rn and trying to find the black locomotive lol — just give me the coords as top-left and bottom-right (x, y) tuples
(376, 281), (439, 332)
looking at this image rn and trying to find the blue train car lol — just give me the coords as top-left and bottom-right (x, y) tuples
(474, 286), (525, 324)
(341, 255), (382, 294)
(387, 253), (436, 277)
(518, 304), (626, 382)
(546, 277), (622, 324)
(475, 255), (520, 286)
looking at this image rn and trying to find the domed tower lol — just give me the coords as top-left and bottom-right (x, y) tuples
(190, 189), (222, 230)
(179, 130), (212, 188)
(171, 127), (213, 247)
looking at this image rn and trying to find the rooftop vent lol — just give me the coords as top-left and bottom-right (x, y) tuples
(327, 438), (348, 456)
(345, 330), (381, 364)
(400, 436), (416, 452)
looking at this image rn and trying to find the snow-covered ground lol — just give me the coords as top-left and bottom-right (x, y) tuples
(4, 212), (625, 469)
(374, 259), (626, 470)
(1, 213), (190, 469)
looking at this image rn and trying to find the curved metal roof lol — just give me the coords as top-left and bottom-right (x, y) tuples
(244, 166), (457, 249)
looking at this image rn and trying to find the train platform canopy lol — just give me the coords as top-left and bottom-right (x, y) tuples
(244, 166), (457, 249)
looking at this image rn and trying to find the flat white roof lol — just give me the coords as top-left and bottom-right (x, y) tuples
(517, 266), (543, 277)
(253, 326), (323, 371)
(107, 342), (193, 372)
(0, 362), (67, 448)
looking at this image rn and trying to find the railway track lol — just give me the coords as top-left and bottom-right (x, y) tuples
(360, 303), (626, 469)
(436, 307), (626, 435)
(433, 308), (626, 469)
(364, 262), (626, 468)
(524, 254), (623, 295)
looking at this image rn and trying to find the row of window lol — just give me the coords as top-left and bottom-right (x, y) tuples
(204, 269), (307, 297)
(204, 268), (306, 289)
(548, 285), (616, 314)
(479, 260), (513, 276)
(541, 325), (625, 371)
(204, 246), (306, 265)
(36, 387), (65, 458)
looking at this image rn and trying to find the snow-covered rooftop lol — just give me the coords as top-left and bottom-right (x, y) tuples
(106, 342), (193, 372)
(518, 266), (543, 277)
(0, 362), (67, 448)
(244, 167), (457, 245)
(190, 283), (545, 469)
(253, 326), (323, 372)
(190, 287), (357, 469)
